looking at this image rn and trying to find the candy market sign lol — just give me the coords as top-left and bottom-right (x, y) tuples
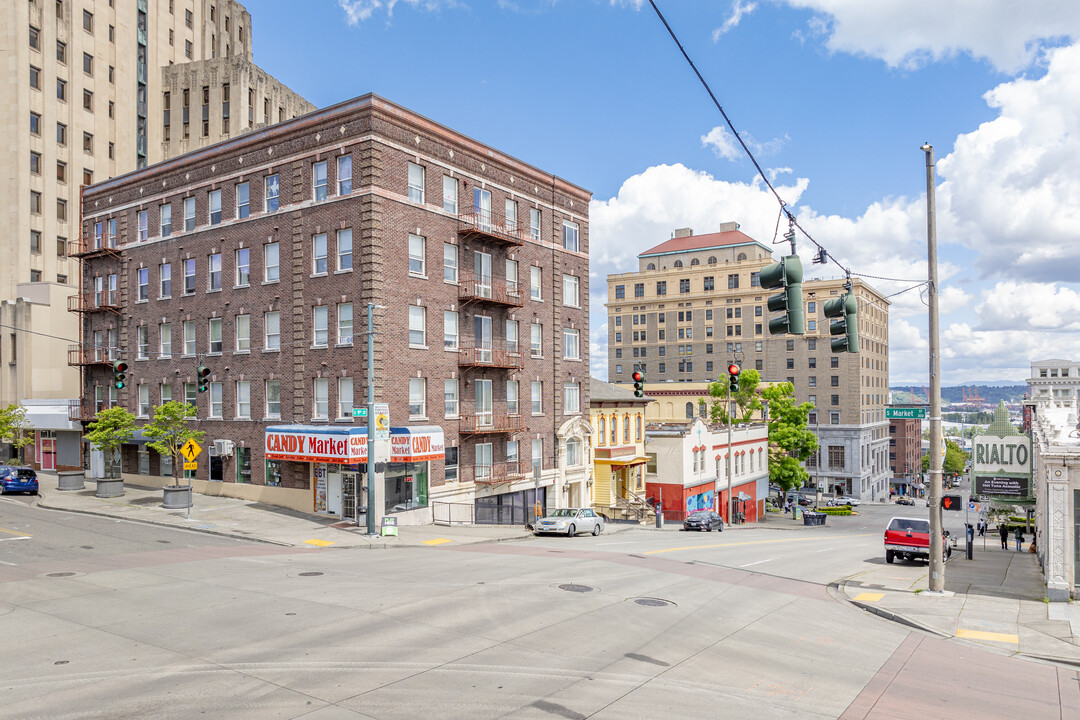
(265, 425), (444, 464)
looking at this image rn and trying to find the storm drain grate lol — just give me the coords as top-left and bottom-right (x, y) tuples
(45, 572), (77, 578)
(298, 572), (324, 577)
(633, 598), (673, 608)
(559, 583), (594, 593)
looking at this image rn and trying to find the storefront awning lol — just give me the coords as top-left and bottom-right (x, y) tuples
(23, 405), (81, 432)
(265, 425), (444, 464)
(594, 455), (650, 467)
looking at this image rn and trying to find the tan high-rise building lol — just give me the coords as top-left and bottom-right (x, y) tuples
(606, 223), (892, 501)
(1, 0), (313, 469)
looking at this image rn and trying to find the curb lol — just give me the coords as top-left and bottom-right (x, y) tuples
(827, 579), (950, 638)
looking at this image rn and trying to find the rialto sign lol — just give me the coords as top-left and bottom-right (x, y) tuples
(973, 435), (1032, 477)
(265, 425), (444, 464)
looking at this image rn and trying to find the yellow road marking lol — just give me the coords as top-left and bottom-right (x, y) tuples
(303, 539), (335, 547)
(0, 526), (31, 538)
(956, 628), (1019, 644)
(422, 538), (452, 546)
(853, 592), (885, 602)
(643, 533), (878, 555)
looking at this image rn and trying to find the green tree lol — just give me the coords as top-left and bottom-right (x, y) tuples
(142, 401), (205, 487)
(920, 439), (966, 476)
(700, 368), (764, 424)
(761, 382), (819, 493)
(0, 405), (34, 462)
(84, 406), (137, 478)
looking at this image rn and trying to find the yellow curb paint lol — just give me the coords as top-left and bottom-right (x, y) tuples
(422, 538), (452, 546)
(303, 539), (335, 547)
(643, 533), (878, 555)
(956, 628), (1019, 644)
(852, 592), (885, 602)
(0, 526), (31, 538)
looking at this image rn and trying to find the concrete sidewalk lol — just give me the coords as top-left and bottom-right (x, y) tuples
(837, 536), (1080, 668)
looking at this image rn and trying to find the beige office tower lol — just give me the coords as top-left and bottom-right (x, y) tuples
(1, 0), (313, 469)
(606, 223), (892, 501)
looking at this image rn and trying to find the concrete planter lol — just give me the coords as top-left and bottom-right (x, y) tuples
(57, 471), (85, 492)
(162, 485), (192, 509)
(95, 478), (125, 498)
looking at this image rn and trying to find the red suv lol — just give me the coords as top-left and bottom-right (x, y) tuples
(884, 517), (951, 564)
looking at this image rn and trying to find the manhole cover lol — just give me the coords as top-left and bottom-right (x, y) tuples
(298, 572), (324, 577)
(45, 572), (77, 578)
(559, 583), (594, 593)
(632, 597), (674, 608)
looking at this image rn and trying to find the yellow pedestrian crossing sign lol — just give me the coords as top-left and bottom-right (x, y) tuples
(180, 439), (203, 462)
(183, 461), (197, 471)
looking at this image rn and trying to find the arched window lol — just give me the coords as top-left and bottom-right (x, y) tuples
(610, 414), (618, 445)
(647, 263), (656, 270)
(690, 258), (700, 266)
(598, 416), (606, 445)
(635, 414), (642, 441)
(708, 256), (717, 264)
(673, 260), (683, 268)
(566, 438), (583, 467)
(685, 402), (694, 418)
(623, 414), (631, 443)
(736, 252), (747, 261)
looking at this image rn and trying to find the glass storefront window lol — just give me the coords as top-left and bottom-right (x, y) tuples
(385, 461), (428, 513)
(266, 459), (283, 487)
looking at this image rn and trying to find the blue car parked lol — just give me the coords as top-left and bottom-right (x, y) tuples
(0, 465), (38, 494)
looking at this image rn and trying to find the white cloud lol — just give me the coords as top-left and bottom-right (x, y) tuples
(712, 1), (758, 41)
(338, 0), (457, 25)
(701, 126), (741, 161)
(974, 282), (1080, 332)
(782, 0), (1080, 73)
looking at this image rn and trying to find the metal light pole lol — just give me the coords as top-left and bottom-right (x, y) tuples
(922, 143), (946, 593)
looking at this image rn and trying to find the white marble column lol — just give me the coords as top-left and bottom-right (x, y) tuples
(1046, 464), (1071, 601)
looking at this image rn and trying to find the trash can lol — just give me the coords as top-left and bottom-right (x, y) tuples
(803, 512), (826, 527)
(793, 506), (802, 521)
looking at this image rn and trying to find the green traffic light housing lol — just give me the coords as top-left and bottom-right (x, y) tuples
(727, 363), (740, 393)
(196, 365), (211, 392)
(112, 360), (129, 389)
(632, 370), (645, 398)
(823, 291), (859, 353)
(759, 254), (804, 335)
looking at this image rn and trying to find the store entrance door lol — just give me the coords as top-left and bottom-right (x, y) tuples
(39, 432), (56, 471)
(327, 469), (343, 516)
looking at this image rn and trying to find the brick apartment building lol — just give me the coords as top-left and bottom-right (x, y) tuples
(888, 414), (924, 496)
(74, 93), (592, 525)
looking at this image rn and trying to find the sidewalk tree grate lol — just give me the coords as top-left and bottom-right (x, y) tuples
(298, 572), (324, 577)
(633, 598), (673, 608)
(559, 583), (594, 593)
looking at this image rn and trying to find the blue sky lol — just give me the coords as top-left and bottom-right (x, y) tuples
(244, 0), (1080, 387)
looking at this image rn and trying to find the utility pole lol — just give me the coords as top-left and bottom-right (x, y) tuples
(363, 302), (385, 536)
(922, 143), (946, 593)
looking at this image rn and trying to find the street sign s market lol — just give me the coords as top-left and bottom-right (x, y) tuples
(886, 407), (926, 419)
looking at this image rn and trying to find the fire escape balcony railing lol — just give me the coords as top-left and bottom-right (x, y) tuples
(460, 461), (524, 485)
(68, 236), (121, 259)
(457, 211), (527, 247)
(458, 411), (524, 435)
(458, 275), (524, 307)
(457, 345), (524, 369)
(68, 344), (118, 366)
(68, 290), (121, 314)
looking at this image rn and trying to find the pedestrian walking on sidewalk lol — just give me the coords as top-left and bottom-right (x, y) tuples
(1014, 526), (1025, 551)
(977, 519), (985, 537)
(998, 523), (1009, 549)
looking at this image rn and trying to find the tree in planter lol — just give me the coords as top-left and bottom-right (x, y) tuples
(761, 382), (818, 497)
(84, 406), (137, 478)
(0, 404), (34, 463)
(142, 401), (205, 489)
(700, 368), (764, 425)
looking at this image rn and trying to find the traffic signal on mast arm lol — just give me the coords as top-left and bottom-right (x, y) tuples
(632, 370), (645, 398)
(112, 360), (128, 389)
(759, 255), (805, 335)
(823, 291), (859, 353)
(728, 364), (740, 394)
(196, 365), (211, 392)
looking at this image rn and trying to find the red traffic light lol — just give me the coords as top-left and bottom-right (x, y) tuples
(114, 361), (129, 373)
(727, 364), (740, 376)
(632, 371), (643, 382)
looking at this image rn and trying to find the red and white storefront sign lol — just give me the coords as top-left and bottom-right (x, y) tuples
(265, 425), (444, 464)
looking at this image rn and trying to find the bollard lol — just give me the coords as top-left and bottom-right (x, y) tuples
(966, 523), (974, 560)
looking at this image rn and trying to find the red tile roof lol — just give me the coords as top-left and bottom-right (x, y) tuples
(639, 229), (767, 257)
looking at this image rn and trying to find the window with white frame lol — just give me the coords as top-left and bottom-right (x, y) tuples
(208, 317), (222, 353)
(408, 163), (424, 203)
(562, 220), (579, 252)
(506, 259), (518, 293)
(138, 384), (150, 417)
(313, 378), (329, 419)
(506, 319), (518, 353)
(158, 262), (171, 299)
(493, 380), (515, 419)
(531, 323), (542, 357)
(160, 383), (172, 405)
(408, 234), (425, 276)
(183, 320), (196, 355)
(208, 253), (221, 291)
(313, 160), (327, 201)
(137, 267), (148, 300)
(337, 229), (352, 271)
(443, 243), (457, 283)
(409, 377), (426, 417)
(444, 311), (458, 350)
(264, 242), (279, 282)
(159, 323), (171, 358)
(137, 325), (149, 359)
(337, 303), (353, 345)
(312, 233), (327, 275)
(530, 266), (542, 300)
(338, 377), (353, 418)
(264, 311), (280, 350)
(532, 438), (544, 469)
(160, 203), (171, 237)
(562, 274), (579, 307)
(265, 379), (281, 417)
(265, 173), (279, 211)
(564, 383), (580, 414)
(183, 196), (195, 231)
(236, 181), (249, 219)
(530, 208), (541, 242)
(505, 199), (518, 231)
(209, 382), (223, 418)
(507, 439), (519, 464)
(208, 189), (221, 225)
(442, 176), (457, 213)
(565, 437), (582, 466)
(531, 381), (543, 414)
(444, 378), (458, 417)
(235, 380), (250, 418)
(409, 305), (426, 346)
(235, 314), (250, 352)
(137, 210), (148, 241)
(563, 328), (580, 360)
(235, 248), (249, 286)
(337, 155), (352, 195)
(312, 306), (328, 347)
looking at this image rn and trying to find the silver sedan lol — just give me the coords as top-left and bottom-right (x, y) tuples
(533, 508), (604, 537)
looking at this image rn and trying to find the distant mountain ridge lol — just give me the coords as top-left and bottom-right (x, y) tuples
(889, 385), (1028, 405)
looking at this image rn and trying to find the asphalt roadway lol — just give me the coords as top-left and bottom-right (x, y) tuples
(1, 497), (1076, 719)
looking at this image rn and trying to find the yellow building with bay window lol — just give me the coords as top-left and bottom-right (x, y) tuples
(590, 378), (652, 520)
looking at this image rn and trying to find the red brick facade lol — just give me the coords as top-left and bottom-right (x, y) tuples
(75, 94), (591, 511)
